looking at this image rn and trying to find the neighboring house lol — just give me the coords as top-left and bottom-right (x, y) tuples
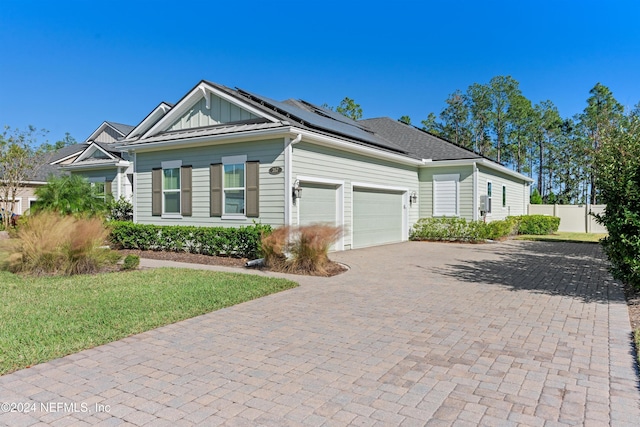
(56, 121), (138, 201)
(0, 155), (62, 216)
(64, 80), (532, 249)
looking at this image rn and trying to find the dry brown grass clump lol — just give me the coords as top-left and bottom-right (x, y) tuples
(7, 212), (119, 275)
(261, 225), (342, 276)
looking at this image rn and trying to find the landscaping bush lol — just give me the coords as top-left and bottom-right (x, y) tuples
(122, 254), (140, 270)
(595, 116), (640, 288)
(410, 217), (490, 242)
(261, 225), (342, 276)
(33, 175), (107, 217)
(516, 214), (560, 235)
(109, 222), (271, 259)
(7, 212), (119, 275)
(108, 196), (133, 221)
(486, 216), (520, 240)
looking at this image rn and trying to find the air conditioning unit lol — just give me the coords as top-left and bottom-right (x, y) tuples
(480, 195), (492, 214)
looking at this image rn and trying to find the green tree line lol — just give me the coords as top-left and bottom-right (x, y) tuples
(418, 76), (633, 205)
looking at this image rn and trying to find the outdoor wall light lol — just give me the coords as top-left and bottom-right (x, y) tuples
(292, 180), (302, 202)
(409, 191), (418, 206)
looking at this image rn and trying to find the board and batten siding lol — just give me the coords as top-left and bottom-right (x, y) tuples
(135, 139), (285, 227)
(94, 127), (122, 143)
(477, 165), (528, 220)
(292, 142), (419, 249)
(168, 95), (259, 131)
(419, 165), (474, 220)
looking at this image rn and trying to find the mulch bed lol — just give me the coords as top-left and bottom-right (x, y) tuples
(117, 249), (348, 277)
(624, 284), (640, 330)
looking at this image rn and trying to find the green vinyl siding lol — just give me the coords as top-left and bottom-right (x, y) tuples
(477, 165), (528, 220)
(135, 139), (285, 227)
(419, 166), (474, 220)
(353, 189), (403, 248)
(168, 95), (259, 131)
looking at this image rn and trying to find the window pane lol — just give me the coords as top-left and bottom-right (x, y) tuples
(164, 192), (180, 213)
(487, 182), (492, 197)
(224, 164), (244, 188)
(502, 186), (506, 206)
(224, 189), (245, 214)
(164, 168), (180, 190)
(92, 182), (105, 194)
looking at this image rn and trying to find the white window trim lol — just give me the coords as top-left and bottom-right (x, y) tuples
(433, 174), (460, 217)
(486, 180), (493, 216)
(161, 160), (182, 219)
(221, 155), (247, 219)
(502, 184), (507, 208)
(88, 177), (107, 200)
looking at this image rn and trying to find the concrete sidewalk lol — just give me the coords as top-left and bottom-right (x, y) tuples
(1, 240), (638, 426)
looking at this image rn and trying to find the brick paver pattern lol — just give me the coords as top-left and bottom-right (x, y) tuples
(1, 240), (638, 426)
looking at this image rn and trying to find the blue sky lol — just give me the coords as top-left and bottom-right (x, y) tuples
(1, 0), (639, 145)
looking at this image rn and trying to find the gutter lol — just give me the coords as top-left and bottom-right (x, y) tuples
(426, 158), (534, 183)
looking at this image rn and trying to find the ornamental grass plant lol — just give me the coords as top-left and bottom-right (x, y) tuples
(7, 212), (118, 275)
(261, 225), (342, 276)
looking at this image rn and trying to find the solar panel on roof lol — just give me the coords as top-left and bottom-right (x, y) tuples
(236, 88), (407, 154)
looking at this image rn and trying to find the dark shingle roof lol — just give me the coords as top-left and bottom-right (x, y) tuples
(359, 118), (482, 161)
(106, 122), (135, 137)
(46, 143), (88, 163)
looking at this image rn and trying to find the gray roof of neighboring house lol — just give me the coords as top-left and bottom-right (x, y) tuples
(107, 122), (135, 137)
(47, 143), (88, 163)
(359, 117), (483, 161)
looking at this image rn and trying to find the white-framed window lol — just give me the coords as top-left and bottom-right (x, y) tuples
(222, 155), (246, 216)
(433, 174), (460, 217)
(502, 185), (507, 208)
(162, 160), (182, 215)
(88, 177), (107, 201)
(485, 181), (493, 214)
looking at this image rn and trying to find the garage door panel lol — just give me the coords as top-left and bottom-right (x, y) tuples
(299, 183), (337, 226)
(353, 188), (403, 248)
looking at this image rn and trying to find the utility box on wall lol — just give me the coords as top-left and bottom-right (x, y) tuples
(480, 195), (492, 214)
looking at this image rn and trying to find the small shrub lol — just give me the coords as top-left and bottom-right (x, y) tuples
(410, 217), (488, 242)
(516, 215), (560, 235)
(122, 255), (140, 270)
(261, 225), (342, 276)
(8, 212), (117, 275)
(486, 217), (520, 240)
(108, 197), (133, 221)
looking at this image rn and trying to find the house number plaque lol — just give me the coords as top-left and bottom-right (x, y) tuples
(269, 167), (282, 175)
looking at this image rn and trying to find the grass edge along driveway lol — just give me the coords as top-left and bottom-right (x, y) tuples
(0, 268), (297, 375)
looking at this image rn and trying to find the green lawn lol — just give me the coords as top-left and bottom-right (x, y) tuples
(516, 232), (607, 243)
(0, 268), (297, 375)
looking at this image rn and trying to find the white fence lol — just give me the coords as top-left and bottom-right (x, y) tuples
(527, 204), (607, 234)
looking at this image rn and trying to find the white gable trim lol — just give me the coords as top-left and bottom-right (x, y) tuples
(140, 82), (280, 139)
(127, 102), (172, 140)
(50, 150), (85, 165)
(86, 121), (126, 142)
(73, 142), (118, 163)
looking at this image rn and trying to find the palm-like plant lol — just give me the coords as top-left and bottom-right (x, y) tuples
(33, 175), (107, 216)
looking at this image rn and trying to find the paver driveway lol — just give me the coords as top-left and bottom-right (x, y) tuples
(1, 240), (638, 426)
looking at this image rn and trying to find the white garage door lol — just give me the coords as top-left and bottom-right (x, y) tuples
(353, 188), (404, 248)
(299, 183), (337, 226)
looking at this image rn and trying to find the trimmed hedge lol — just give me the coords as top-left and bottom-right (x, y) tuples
(410, 215), (559, 243)
(517, 215), (560, 235)
(109, 222), (271, 259)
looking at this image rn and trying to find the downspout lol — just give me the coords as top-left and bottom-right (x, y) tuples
(472, 162), (479, 221)
(117, 166), (122, 199)
(284, 133), (302, 227)
(131, 151), (137, 223)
